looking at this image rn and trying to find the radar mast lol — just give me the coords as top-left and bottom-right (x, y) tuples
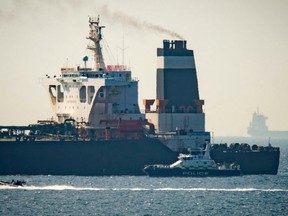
(87, 16), (106, 71)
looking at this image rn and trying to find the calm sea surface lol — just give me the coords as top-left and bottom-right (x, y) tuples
(1, 137), (288, 216)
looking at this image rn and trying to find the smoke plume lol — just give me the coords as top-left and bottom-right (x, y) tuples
(100, 5), (184, 40)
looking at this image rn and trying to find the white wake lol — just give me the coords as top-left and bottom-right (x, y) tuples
(0, 185), (287, 192)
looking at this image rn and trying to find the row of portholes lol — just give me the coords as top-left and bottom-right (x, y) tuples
(80, 73), (124, 78)
(58, 106), (86, 110)
(65, 95), (78, 99)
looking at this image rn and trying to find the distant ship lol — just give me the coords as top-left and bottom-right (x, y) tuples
(0, 17), (280, 176)
(248, 111), (288, 139)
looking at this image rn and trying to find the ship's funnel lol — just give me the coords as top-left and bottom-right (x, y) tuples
(156, 40), (203, 113)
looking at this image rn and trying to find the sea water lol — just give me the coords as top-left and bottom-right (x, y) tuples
(1, 137), (288, 216)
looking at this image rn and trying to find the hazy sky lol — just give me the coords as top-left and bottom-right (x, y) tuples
(0, 0), (287, 136)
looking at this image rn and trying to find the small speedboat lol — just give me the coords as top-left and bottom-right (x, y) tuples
(0, 180), (26, 187)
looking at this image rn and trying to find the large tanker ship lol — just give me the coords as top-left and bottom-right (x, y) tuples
(0, 17), (279, 175)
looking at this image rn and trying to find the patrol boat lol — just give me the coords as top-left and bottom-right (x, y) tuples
(143, 144), (241, 177)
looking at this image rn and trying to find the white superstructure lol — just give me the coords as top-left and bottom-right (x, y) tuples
(43, 17), (144, 128)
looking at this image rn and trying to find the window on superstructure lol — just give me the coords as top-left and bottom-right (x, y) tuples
(88, 86), (95, 104)
(98, 88), (104, 98)
(57, 85), (64, 102)
(125, 73), (130, 80)
(48, 85), (57, 105)
(80, 86), (86, 103)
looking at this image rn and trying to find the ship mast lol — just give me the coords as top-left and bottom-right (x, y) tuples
(87, 16), (106, 71)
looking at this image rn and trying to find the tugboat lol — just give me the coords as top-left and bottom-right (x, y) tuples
(143, 144), (241, 177)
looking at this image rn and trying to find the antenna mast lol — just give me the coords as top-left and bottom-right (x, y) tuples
(87, 16), (106, 71)
(121, 33), (128, 66)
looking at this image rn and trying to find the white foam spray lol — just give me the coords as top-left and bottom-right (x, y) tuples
(1, 185), (287, 192)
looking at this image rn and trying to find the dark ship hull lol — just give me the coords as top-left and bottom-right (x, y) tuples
(143, 166), (241, 177)
(0, 138), (178, 176)
(210, 145), (280, 175)
(0, 138), (279, 176)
